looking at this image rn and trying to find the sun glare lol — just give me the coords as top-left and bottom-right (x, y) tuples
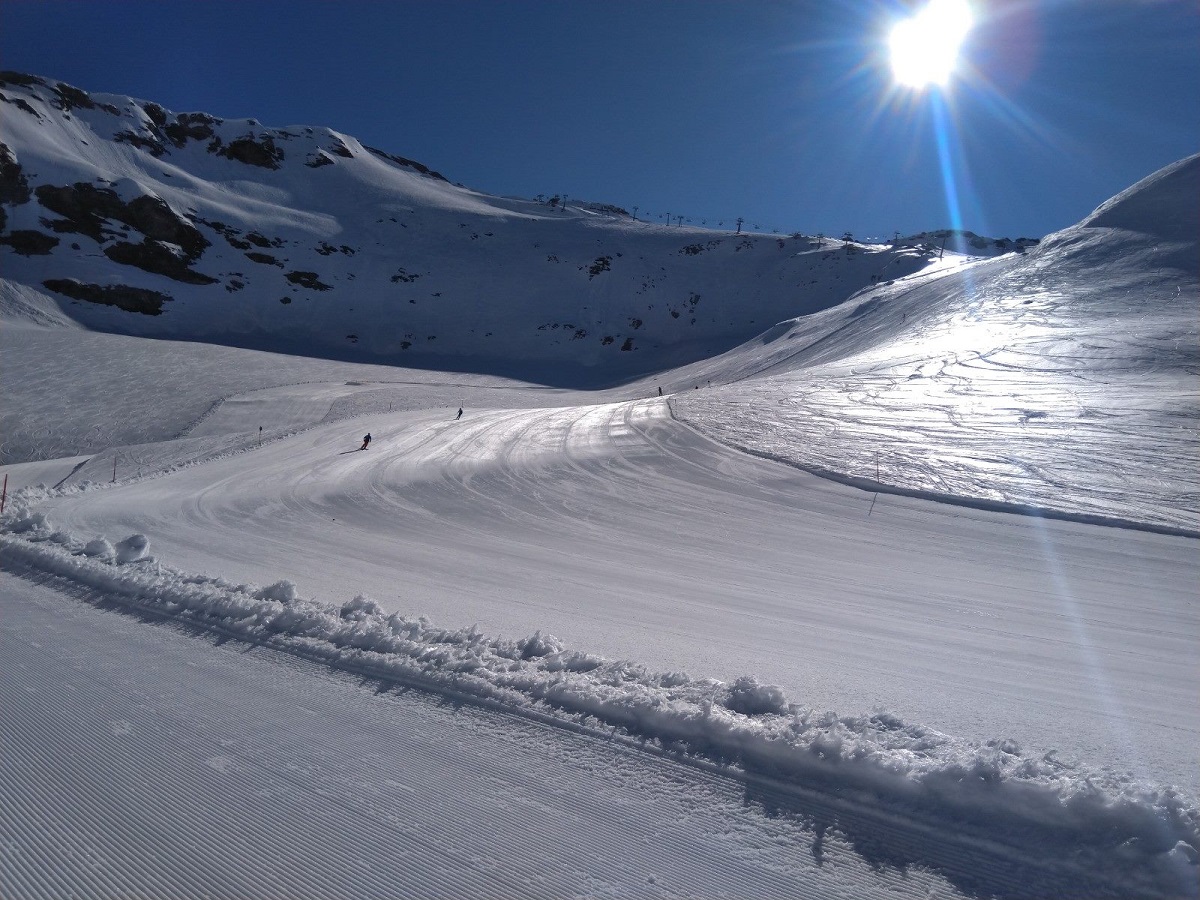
(890, 0), (974, 88)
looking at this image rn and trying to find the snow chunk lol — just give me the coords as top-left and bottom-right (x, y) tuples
(7, 511), (52, 534)
(340, 594), (383, 621)
(255, 580), (299, 605)
(724, 675), (789, 716)
(517, 629), (564, 660)
(114, 533), (150, 564)
(83, 536), (114, 560)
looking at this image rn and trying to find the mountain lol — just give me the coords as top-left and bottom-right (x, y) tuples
(670, 151), (1200, 532)
(0, 70), (984, 384)
(2, 71), (1195, 531)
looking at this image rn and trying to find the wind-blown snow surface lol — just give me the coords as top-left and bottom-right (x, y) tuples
(674, 154), (1200, 534)
(2, 75), (1198, 898)
(3, 390), (1198, 896)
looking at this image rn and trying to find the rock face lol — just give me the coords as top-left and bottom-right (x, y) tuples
(102, 239), (217, 284)
(42, 278), (171, 314)
(0, 69), (1052, 381)
(216, 134), (284, 169)
(0, 142), (31, 205)
(0, 229), (58, 255)
(34, 183), (209, 257)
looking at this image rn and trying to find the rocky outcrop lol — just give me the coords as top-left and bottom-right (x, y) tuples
(365, 146), (447, 182)
(0, 142), (31, 205)
(42, 278), (171, 315)
(34, 183), (210, 258)
(164, 111), (219, 148)
(103, 239), (218, 284)
(0, 229), (58, 255)
(216, 134), (283, 169)
(285, 270), (331, 291)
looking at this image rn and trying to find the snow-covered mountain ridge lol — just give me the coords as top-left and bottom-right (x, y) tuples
(1, 70), (994, 382)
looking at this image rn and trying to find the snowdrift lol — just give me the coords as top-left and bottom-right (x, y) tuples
(3, 504), (1196, 897)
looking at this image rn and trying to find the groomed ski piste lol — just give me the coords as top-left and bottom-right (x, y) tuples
(2, 73), (1198, 899)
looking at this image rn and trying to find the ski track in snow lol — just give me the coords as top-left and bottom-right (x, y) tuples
(26, 397), (1199, 797)
(5, 574), (980, 900)
(3, 391), (1198, 897)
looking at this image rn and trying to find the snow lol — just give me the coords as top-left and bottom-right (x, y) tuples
(6, 576), (983, 900)
(2, 73), (1198, 897)
(2, 517), (1196, 896)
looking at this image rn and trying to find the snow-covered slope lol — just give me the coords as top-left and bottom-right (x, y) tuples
(0, 70), (961, 381)
(673, 153), (1200, 533)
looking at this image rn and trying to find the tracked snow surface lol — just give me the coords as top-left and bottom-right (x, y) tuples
(2, 75), (1198, 898)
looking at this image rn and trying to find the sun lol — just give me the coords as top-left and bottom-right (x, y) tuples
(889, 0), (974, 89)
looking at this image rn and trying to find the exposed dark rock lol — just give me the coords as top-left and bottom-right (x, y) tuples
(364, 145), (448, 182)
(329, 140), (354, 158)
(0, 91), (42, 119)
(164, 112), (218, 148)
(306, 152), (334, 168)
(0, 142), (31, 205)
(142, 102), (168, 127)
(103, 239), (218, 284)
(245, 251), (282, 267)
(279, 296), (291, 304)
(113, 130), (166, 156)
(225, 278), (245, 293)
(43, 278), (171, 315)
(124, 194), (209, 257)
(620, 338), (635, 351)
(35, 183), (125, 242)
(197, 217), (253, 250)
(39, 214), (103, 239)
(34, 183), (209, 259)
(391, 268), (420, 283)
(588, 256), (612, 278)
(217, 134), (283, 169)
(49, 82), (94, 112)
(0, 71), (45, 89)
(0, 229), (58, 255)
(245, 231), (278, 248)
(285, 270), (331, 291)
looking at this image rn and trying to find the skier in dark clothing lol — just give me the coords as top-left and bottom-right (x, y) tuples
(359, 433), (371, 450)
(455, 407), (463, 420)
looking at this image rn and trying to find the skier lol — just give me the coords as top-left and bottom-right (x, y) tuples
(455, 407), (463, 420)
(359, 432), (371, 451)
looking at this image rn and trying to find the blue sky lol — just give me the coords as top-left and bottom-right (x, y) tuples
(2, 0), (1196, 239)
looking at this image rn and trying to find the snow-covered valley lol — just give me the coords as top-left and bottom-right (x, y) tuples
(2, 73), (1198, 898)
